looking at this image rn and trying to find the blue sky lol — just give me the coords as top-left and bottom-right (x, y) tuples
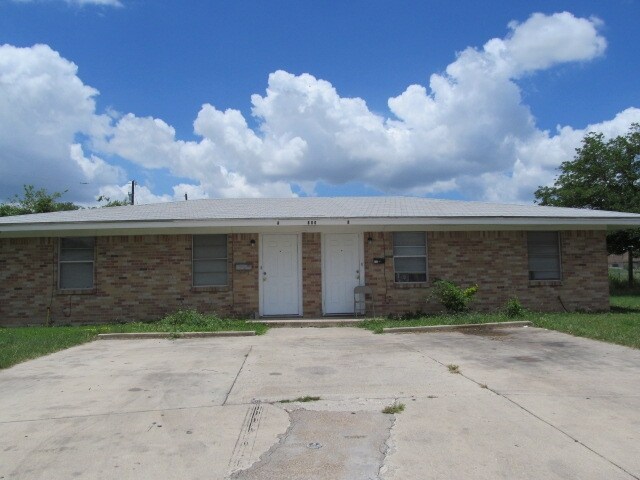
(0, 0), (638, 204)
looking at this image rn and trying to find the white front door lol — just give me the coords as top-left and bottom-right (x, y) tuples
(323, 233), (362, 314)
(261, 234), (301, 316)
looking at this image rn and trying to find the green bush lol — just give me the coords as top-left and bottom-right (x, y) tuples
(503, 297), (525, 318)
(431, 280), (478, 313)
(609, 270), (640, 295)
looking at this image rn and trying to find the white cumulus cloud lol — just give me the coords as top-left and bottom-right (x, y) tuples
(103, 11), (630, 202)
(0, 44), (113, 201)
(1, 11), (638, 205)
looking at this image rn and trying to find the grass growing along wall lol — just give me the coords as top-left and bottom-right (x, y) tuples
(0, 310), (265, 370)
(360, 295), (640, 350)
(3, 299), (639, 370)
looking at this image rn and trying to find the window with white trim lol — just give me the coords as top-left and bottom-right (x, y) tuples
(193, 235), (228, 286)
(59, 237), (95, 289)
(527, 231), (561, 280)
(393, 232), (427, 283)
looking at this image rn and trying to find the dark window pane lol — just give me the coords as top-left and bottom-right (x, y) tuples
(193, 272), (227, 286)
(393, 232), (427, 283)
(527, 232), (561, 280)
(193, 235), (228, 285)
(61, 237), (95, 249)
(394, 257), (427, 273)
(395, 272), (427, 283)
(393, 232), (425, 252)
(193, 259), (227, 274)
(193, 235), (227, 259)
(60, 247), (94, 261)
(393, 245), (426, 256)
(60, 262), (93, 289)
(59, 238), (94, 289)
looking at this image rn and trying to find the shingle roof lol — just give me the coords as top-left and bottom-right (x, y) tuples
(1, 196), (639, 226)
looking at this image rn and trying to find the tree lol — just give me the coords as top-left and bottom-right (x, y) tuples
(534, 124), (640, 287)
(0, 185), (80, 216)
(96, 195), (130, 207)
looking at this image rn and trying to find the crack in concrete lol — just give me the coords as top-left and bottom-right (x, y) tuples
(377, 404), (398, 480)
(400, 342), (640, 480)
(227, 406), (296, 479)
(224, 345), (253, 406)
(487, 387), (640, 480)
(0, 396), (407, 425)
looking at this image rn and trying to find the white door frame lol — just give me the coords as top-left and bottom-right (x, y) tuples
(321, 232), (365, 315)
(258, 233), (303, 317)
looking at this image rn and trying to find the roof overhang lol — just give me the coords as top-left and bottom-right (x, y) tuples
(1, 215), (637, 237)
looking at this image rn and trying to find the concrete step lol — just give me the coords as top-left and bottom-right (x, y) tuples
(247, 318), (367, 328)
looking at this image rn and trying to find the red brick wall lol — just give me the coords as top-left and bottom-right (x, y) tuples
(0, 238), (55, 326)
(0, 229), (609, 325)
(0, 234), (260, 326)
(302, 233), (323, 317)
(364, 230), (609, 315)
(230, 234), (260, 317)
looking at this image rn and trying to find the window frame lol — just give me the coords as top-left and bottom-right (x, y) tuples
(393, 231), (428, 284)
(527, 231), (562, 281)
(192, 234), (229, 287)
(58, 237), (96, 290)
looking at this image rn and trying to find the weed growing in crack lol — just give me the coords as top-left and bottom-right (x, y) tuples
(278, 396), (321, 403)
(382, 402), (405, 414)
(447, 364), (460, 374)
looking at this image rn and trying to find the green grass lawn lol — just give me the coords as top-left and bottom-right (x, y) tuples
(529, 311), (640, 349)
(358, 313), (523, 334)
(610, 294), (640, 311)
(0, 327), (97, 370)
(360, 295), (640, 350)
(0, 311), (266, 370)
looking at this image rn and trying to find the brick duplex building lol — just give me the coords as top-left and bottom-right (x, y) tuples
(1, 197), (639, 326)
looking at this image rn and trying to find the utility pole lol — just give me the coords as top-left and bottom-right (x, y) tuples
(129, 180), (136, 205)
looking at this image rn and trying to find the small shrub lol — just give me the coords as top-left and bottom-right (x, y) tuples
(504, 297), (525, 318)
(432, 280), (478, 313)
(382, 402), (405, 414)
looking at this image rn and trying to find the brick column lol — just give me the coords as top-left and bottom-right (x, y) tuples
(302, 232), (322, 317)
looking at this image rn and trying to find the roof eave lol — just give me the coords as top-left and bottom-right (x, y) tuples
(1, 215), (638, 237)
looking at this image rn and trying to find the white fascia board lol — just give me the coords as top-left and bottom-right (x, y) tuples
(0, 215), (637, 237)
(348, 216), (638, 227)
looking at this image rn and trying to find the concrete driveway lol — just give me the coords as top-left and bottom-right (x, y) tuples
(1, 326), (639, 479)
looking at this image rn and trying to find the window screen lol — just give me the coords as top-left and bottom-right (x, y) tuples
(527, 231), (561, 280)
(59, 237), (95, 289)
(193, 235), (228, 286)
(393, 232), (427, 283)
